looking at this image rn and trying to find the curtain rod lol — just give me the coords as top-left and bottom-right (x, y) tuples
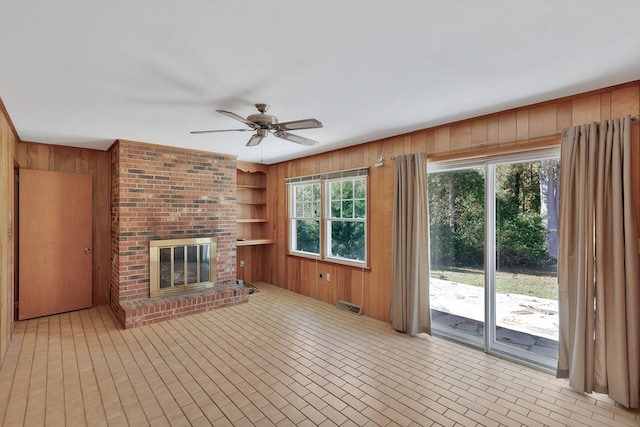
(389, 115), (640, 158)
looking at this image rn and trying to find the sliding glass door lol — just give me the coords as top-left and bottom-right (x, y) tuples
(428, 150), (560, 371)
(488, 157), (560, 367)
(428, 167), (485, 348)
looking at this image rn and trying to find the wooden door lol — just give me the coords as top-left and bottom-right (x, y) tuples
(19, 169), (92, 320)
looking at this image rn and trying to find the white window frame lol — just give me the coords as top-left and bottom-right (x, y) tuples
(289, 181), (321, 256)
(324, 176), (367, 265)
(287, 168), (369, 267)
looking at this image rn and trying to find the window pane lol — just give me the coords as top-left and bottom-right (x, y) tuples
(329, 221), (365, 261)
(303, 202), (314, 217)
(354, 199), (366, 218)
(296, 185), (306, 201)
(294, 183), (320, 218)
(295, 220), (320, 254)
(494, 159), (559, 356)
(341, 200), (353, 218)
(331, 181), (341, 200)
(331, 201), (341, 218)
(428, 168), (485, 344)
(342, 180), (353, 199)
(354, 179), (365, 198)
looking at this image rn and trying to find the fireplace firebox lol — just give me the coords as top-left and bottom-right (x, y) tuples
(149, 237), (217, 297)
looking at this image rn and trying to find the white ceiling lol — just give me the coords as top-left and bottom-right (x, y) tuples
(2, 1), (640, 164)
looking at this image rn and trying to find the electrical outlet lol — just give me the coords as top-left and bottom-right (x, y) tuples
(326, 273), (330, 282)
(239, 260), (245, 267)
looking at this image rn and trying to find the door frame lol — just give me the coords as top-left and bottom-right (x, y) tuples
(13, 164), (19, 322)
(428, 148), (561, 372)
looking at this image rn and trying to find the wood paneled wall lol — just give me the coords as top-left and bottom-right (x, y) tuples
(265, 81), (640, 322)
(0, 100), (18, 365)
(17, 142), (111, 306)
(0, 81), (638, 345)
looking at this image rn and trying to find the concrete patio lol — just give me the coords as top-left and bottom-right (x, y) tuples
(429, 277), (559, 359)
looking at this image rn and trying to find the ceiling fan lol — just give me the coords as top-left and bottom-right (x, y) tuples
(190, 103), (323, 146)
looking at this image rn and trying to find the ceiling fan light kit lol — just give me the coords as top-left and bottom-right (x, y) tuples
(191, 103), (323, 147)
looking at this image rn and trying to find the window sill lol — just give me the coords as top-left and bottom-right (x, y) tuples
(286, 252), (371, 271)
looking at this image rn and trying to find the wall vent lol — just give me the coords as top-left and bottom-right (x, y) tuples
(336, 300), (362, 315)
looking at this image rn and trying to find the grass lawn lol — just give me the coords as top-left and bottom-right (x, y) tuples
(430, 266), (558, 300)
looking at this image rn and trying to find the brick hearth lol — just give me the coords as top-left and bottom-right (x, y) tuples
(110, 140), (246, 328)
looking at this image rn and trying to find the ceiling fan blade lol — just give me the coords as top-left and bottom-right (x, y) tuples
(274, 118), (323, 131)
(190, 129), (252, 134)
(274, 131), (319, 146)
(246, 133), (265, 146)
(216, 109), (258, 127)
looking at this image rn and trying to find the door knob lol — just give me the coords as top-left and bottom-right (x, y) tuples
(84, 248), (91, 254)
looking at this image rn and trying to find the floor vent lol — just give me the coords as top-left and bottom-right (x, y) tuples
(336, 300), (362, 315)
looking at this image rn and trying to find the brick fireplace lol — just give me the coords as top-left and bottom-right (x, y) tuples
(110, 140), (248, 328)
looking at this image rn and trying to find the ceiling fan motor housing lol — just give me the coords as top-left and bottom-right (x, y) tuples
(247, 113), (278, 128)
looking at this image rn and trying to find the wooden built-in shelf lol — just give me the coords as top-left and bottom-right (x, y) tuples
(236, 163), (274, 282)
(236, 239), (275, 246)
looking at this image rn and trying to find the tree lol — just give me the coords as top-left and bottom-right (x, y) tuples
(428, 169), (485, 268)
(429, 160), (556, 270)
(495, 162), (550, 268)
(539, 159), (560, 260)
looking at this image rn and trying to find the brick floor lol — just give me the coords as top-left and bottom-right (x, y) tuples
(0, 283), (638, 426)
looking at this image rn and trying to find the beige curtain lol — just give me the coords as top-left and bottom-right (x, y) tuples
(390, 153), (431, 335)
(557, 115), (640, 408)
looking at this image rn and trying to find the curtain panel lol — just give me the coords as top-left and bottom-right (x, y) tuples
(390, 153), (431, 335)
(557, 115), (640, 408)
